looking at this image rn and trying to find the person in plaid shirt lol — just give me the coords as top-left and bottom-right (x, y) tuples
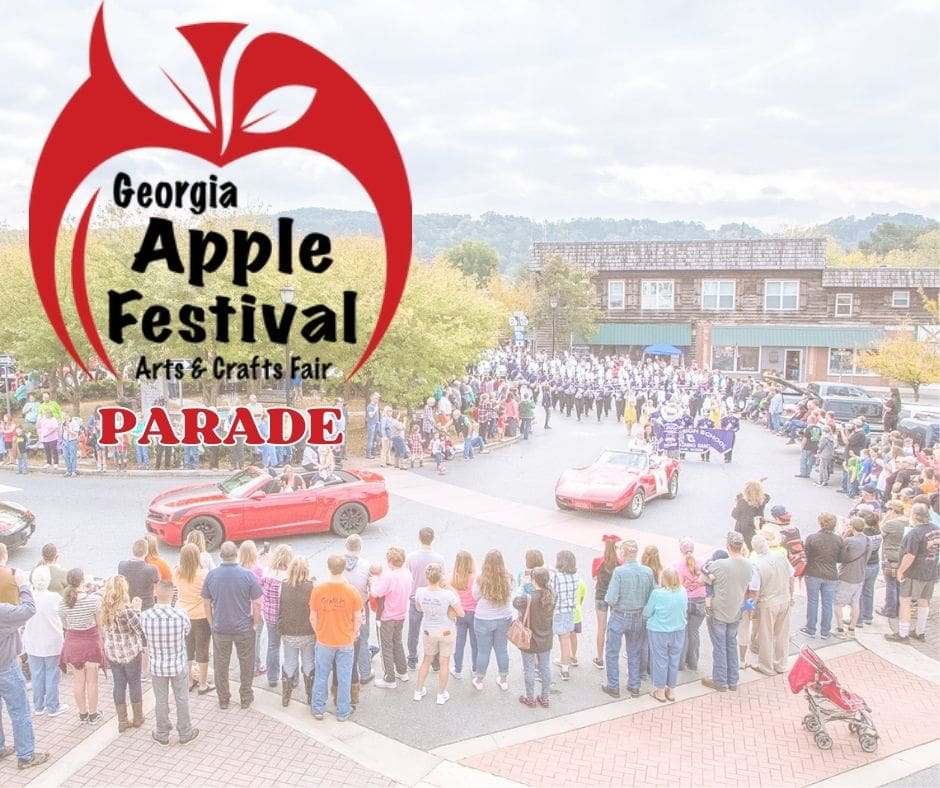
(140, 581), (198, 746)
(408, 424), (424, 468)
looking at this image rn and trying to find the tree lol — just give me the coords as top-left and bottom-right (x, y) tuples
(443, 240), (499, 286)
(336, 247), (502, 404)
(486, 272), (535, 341)
(859, 222), (938, 255)
(531, 255), (601, 353)
(861, 332), (940, 402)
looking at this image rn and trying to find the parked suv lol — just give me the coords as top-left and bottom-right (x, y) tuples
(807, 381), (876, 399)
(763, 375), (884, 433)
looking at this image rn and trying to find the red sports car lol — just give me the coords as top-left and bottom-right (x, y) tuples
(146, 465), (389, 550)
(554, 448), (679, 519)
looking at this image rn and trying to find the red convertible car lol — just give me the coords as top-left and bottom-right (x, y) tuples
(146, 465), (389, 550)
(554, 448), (679, 519)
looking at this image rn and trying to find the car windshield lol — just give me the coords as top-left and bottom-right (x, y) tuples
(218, 468), (262, 496)
(597, 451), (648, 469)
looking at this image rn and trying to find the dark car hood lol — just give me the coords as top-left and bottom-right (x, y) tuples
(150, 484), (229, 512)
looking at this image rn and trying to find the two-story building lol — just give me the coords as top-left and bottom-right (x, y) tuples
(529, 238), (939, 385)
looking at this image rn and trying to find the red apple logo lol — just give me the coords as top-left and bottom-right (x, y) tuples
(29, 4), (411, 380)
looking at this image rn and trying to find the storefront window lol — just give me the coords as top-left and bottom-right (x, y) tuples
(712, 346), (735, 371)
(712, 345), (760, 372)
(827, 348), (875, 376)
(736, 347), (759, 372)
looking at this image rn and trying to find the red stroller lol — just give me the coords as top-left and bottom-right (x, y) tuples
(788, 645), (879, 753)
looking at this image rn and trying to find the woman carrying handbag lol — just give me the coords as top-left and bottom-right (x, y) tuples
(511, 567), (555, 708)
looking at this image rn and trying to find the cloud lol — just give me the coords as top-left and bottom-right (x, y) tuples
(0, 0), (937, 230)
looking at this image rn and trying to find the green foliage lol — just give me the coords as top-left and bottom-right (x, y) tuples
(0, 221), (501, 409)
(443, 240), (499, 286)
(827, 229), (939, 268)
(531, 256), (601, 351)
(859, 222), (939, 255)
(861, 333), (940, 402)
(818, 214), (937, 249)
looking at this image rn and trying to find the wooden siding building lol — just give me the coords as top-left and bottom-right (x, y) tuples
(530, 239), (939, 385)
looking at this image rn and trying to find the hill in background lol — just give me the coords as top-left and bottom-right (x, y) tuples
(288, 207), (936, 271)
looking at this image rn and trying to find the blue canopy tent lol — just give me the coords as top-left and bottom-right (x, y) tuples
(643, 343), (683, 357)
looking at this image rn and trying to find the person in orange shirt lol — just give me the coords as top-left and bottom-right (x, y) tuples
(309, 555), (362, 721)
(145, 535), (172, 582)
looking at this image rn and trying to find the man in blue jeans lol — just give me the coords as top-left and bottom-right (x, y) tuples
(796, 419), (820, 478)
(365, 393), (381, 458)
(0, 567), (50, 770)
(601, 539), (654, 699)
(342, 534), (374, 683)
(310, 555), (363, 721)
(801, 512), (844, 639)
(202, 542), (263, 710)
(702, 532), (752, 692)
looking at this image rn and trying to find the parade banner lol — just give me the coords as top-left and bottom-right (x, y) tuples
(653, 423), (735, 455)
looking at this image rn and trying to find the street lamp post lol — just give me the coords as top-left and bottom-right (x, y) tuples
(280, 284), (295, 405)
(549, 296), (558, 358)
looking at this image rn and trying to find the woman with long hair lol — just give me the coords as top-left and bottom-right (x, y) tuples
(550, 550), (580, 681)
(58, 568), (106, 724)
(173, 544), (212, 694)
(144, 534), (172, 581)
(731, 479), (770, 549)
(641, 546), (663, 586)
(644, 568), (688, 702)
(277, 556), (316, 706)
(673, 538), (707, 671)
(449, 550), (477, 679)
(591, 536), (620, 670)
(472, 549), (514, 691)
(260, 544), (294, 686)
(239, 541), (265, 674)
(100, 575), (145, 731)
(513, 566), (556, 708)
(184, 529), (216, 573)
(638, 545), (664, 679)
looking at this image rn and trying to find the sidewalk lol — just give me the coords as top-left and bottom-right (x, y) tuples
(5, 636), (936, 787)
(457, 645), (940, 787)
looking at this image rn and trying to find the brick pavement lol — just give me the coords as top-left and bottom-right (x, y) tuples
(0, 671), (117, 787)
(460, 650), (940, 788)
(0, 673), (396, 787)
(886, 597), (939, 662)
(61, 697), (396, 788)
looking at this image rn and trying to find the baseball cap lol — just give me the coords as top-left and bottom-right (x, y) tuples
(678, 537), (695, 555)
(770, 505), (791, 522)
(862, 483), (878, 494)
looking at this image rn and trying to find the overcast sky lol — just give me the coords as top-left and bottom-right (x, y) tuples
(2, 0), (938, 230)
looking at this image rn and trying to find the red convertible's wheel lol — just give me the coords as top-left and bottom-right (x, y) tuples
(665, 472), (679, 499)
(331, 503), (369, 537)
(625, 490), (645, 519)
(183, 516), (224, 552)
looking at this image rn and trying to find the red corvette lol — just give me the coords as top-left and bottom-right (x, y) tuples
(554, 448), (680, 519)
(146, 465), (389, 550)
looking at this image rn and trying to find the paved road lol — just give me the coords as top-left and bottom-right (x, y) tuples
(0, 411), (864, 751)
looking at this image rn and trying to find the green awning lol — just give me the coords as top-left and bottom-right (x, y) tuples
(711, 325), (884, 348)
(582, 323), (692, 347)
